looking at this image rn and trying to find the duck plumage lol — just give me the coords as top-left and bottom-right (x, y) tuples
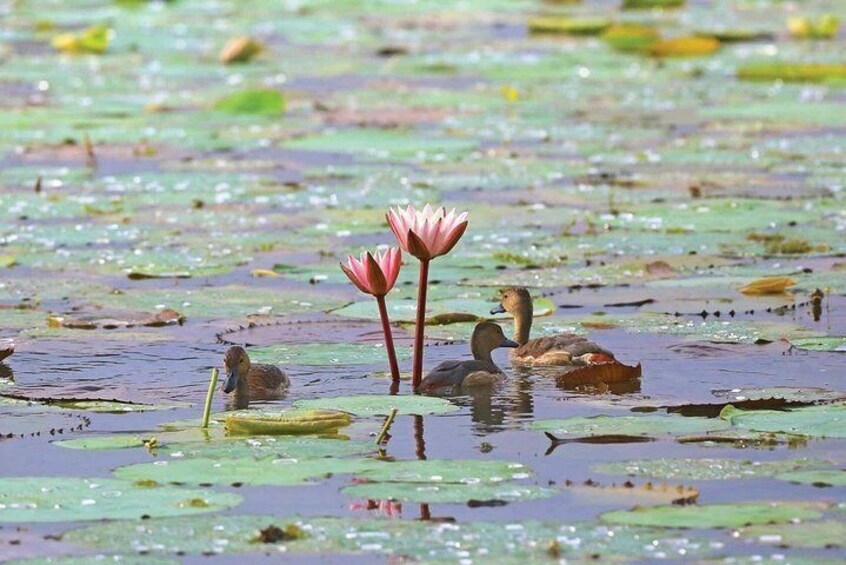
(222, 346), (289, 401)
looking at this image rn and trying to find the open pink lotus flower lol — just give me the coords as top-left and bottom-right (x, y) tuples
(340, 247), (401, 297)
(386, 204), (469, 391)
(387, 204), (468, 262)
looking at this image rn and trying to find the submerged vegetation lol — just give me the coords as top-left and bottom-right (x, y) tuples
(0, 0), (844, 562)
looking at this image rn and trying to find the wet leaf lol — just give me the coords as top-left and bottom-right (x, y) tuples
(249, 342), (411, 366)
(354, 459), (532, 484)
(528, 16), (611, 36)
(601, 23), (661, 52)
(51, 26), (109, 54)
(220, 36), (263, 64)
(293, 394), (459, 416)
(650, 37), (720, 58)
(737, 64), (846, 83)
(343, 482), (555, 504)
(596, 458), (828, 481)
(564, 480), (699, 505)
(789, 337), (846, 352)
(741, 521), (846, 548)
(775, 469), (846, 487)
(214, 90), (285, 116)
(721, 403), (846, 438)
(602, 502), (825, 529)
(787, 15), (840, 40)
(739, 276), (796, 295)
(225, 410), (352, 436)
(0, 477), (241, 522)
(712, 387), (846, 404)
(528, 414), (729, 439)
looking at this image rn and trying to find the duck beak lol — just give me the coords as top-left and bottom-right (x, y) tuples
(501, 337), (519, 348)
(222, 368), (239, 394)
(490, 304), (506, 315)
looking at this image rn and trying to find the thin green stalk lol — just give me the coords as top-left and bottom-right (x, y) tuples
(201, 367), (219, 429)
(375, 407), (399, 446)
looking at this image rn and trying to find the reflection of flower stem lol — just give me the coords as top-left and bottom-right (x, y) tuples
(412, 260), (430, 391)
(376, 295), (401, 386)
(419, 503), (431, 521)
(413, 414), (426, 460)
(375, 408), (398, 446)
(201, 367), (219, 428)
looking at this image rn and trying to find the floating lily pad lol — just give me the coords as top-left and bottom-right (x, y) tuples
(596, 458), (828, 481)
(712, 387), (846, 404)
(5, 557), (179, 565)
(775, 469), (846, 487)
(0, 477), (241, 522)
(354, 459), (531, 484)
(721, 403), (846, 439)
(332, 296), (556, 324)
(154, 436), (375, 460)
(63, 515), (711, 559)
(0, 395), (187, 414)
(113, 456), (379, 486)
(225, 410), (352, 436)
(742, 521), (846, 548)
(737, 63), (846, 83)
(293, 395), (459, 416)
(602, 502), (825, 529)
(343, 482), (555, 504)
(249, 342), (411, 366)
(528, 414), (729, 439)
(789, 337), (846, 352)
(214, 90), (285, 116)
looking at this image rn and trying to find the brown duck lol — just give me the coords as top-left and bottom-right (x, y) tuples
(222, 346), (290, 401)
(420, 322), (518, 392)
(491, 287), (616, 367)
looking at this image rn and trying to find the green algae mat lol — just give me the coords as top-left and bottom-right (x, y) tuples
(0, 0), (845, 562)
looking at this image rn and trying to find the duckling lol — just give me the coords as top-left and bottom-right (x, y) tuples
(420, 322), (518, 392)
(222, 346), (289, 401)
(491, 287), (615, 367)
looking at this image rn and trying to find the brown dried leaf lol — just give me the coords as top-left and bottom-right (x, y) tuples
(565, 479), (699, 505)
(556, 362), (642, 388)
(739, 276), (796, 296)
(220, 36), (262, 64)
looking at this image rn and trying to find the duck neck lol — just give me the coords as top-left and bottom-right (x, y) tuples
(236, 371), (250, 396)
(471, 341), (493, 364)
(513, 304), (532, 345)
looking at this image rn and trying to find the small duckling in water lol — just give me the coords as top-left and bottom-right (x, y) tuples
(222, 346), (290, 403)
(491, 287), (616, 367)
(420, 322), (518, 393)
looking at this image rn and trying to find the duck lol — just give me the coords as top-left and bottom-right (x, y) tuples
(420, 322), (518, 392)
(221, 346), (290, 402)
(490, 287), (616, 367)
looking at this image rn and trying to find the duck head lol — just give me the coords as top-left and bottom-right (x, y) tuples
(491, 287), (532, 316)
(471, 321), (519, 361)
(222, 346), (251, 394)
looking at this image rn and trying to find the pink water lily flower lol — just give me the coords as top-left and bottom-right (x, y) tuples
(340, 247), (402, 388)
(386, 204), (469, 391)
(340, 247), (401, 297)
(387, 204), (468, 261)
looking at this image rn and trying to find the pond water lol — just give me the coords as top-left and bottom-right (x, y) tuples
(0, 0), (845, 563)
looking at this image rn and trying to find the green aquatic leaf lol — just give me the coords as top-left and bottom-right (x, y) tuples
(5, 557), (179, 565)
(342, 482), (555, 504)
(528, 414), (729, 439)
(0, 477), (241, 522)
(293, 394), (459, 416)
(721, 403), (846, 438)
(63, 515), (711, 559)
(332, 296), (555, 323)
(528, 16), (611, 36)
(354, 459), (532, 484)
(741, 521), (846, 549)
(775, 469), (846, 487)
(596, 458), (828, 481)
(284, 128), (476, 158)
(789, 337), (846, 352)
(737, 63), (846, 83)
(602, 502), (825, 529)
(113, 456), (380, 486)
(53, 435), (148, 450)
(712, 387), (846, 404)
(214, 90), (285, 115)
(249, 342), (411, 366)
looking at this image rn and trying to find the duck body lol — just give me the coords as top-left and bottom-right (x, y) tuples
(492, 288), (616, 367)
(420, 322), (518, 393)
(222, 346), (289, 401)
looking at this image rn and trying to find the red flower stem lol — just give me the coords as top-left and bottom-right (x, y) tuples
(376, 294), (401, 387)
(412, 259), (430, 391)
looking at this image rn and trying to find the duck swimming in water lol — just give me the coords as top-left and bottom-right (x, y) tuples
(222, 346), (289, 402)
(491, 287), (616, 367)
(420, 322), (518, 392)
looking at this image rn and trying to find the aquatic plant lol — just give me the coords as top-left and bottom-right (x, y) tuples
(387, 204), (468, 390)
(340, 248), (403, 386)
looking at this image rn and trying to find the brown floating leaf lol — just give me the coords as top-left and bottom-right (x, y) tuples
(649, 36), (720, 57)
(565, 479), (699, 505)
(739, 276), (796, 296)
(47, 309), (184, 330)
(0, 342), (13, 362)
(426, 312), (481, 325)
(645, 260), (677, 278)
(220, 36), (262, 64)
(556, 362), (642, 388)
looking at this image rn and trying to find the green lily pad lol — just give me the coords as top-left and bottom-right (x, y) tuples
(721, 403), (846, 439)
(789, 337), (846, 352)
(528, 414), (729, 439)
(741, 521), (846, 548)
(737, 63), (846, 83)
(332, 296), (556, 324)
(5, 557), (179, 565)
(284, 129), (476, 158)
(0, 477), (241, 522)
(596, 458), (828, 481)
(602, 502), (825, 529)
(113, 456), (380, 486)
(354, 459), (531, 484)
(343, 482), (555, 504)
(248, 342), (411, 366)
(776, 469), (846, 487)
(712, 387), (846, 404)
(214, 89), (285, 115)
(63, 515), (711, 559)
(53, 435), (148, 451)
(293, 395), (459, 416)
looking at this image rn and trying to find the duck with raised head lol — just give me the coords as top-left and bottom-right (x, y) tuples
(491, 287), (616, 367)
(222, 346), (290, 402)
(420, 322), (518, 392)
